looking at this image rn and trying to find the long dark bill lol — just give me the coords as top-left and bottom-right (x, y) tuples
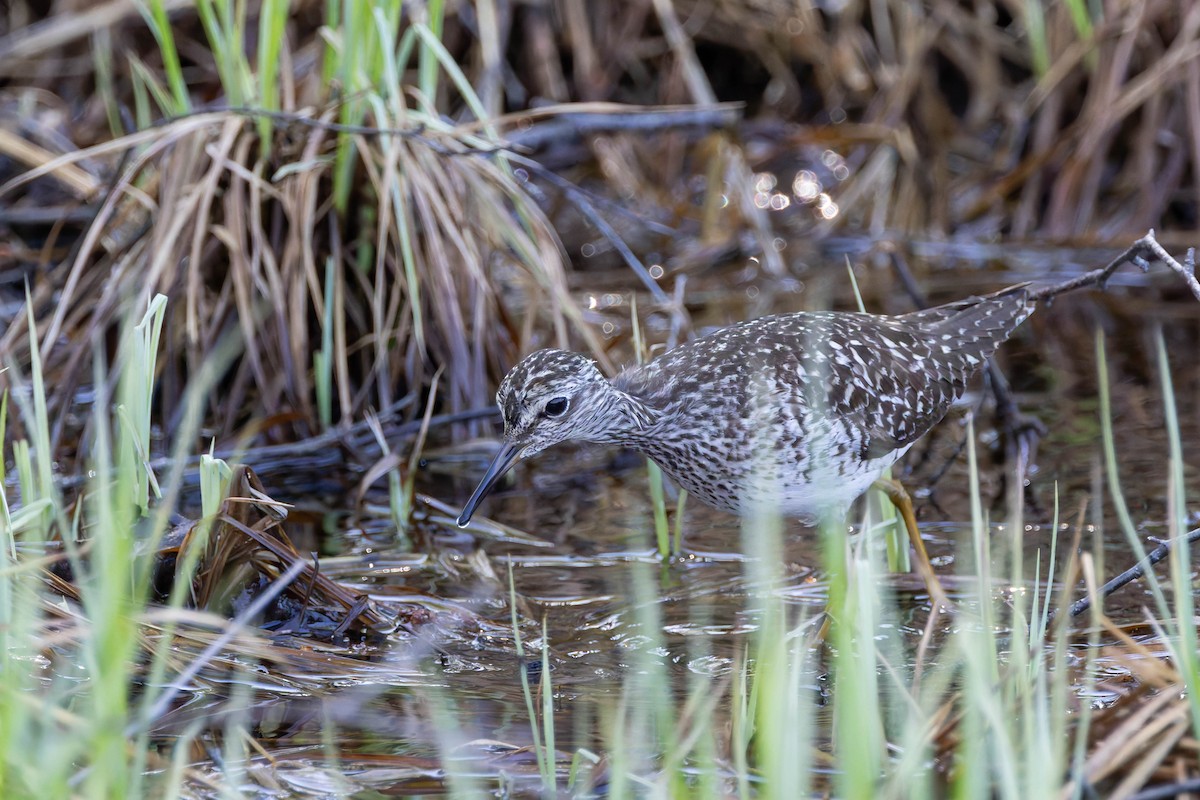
(456, 442), (521, 527)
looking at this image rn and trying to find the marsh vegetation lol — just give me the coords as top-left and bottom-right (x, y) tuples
(1, 1), (1199, 797)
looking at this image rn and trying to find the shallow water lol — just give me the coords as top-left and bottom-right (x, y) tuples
(247, 254), (1194, 795)
(156, 252), (1200, 794)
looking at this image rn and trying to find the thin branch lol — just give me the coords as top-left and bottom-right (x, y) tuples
(1064, 527), (1200, 618)
(166, 103), (741, 158)
(1030, 229), (1200, 303)
(503, 105), (740, 150)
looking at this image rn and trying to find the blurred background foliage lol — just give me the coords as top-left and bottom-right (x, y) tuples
(0, 0), (1196, 461)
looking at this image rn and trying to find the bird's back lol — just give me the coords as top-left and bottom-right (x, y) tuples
(612, 285), (1034, 517)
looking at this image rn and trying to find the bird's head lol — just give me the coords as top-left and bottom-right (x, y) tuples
(457, 349), (617, 526)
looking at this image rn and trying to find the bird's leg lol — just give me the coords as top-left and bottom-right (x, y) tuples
(810, 613), (833, 648)
(871, 478), (952, 611)
(807, 482), (949, 650)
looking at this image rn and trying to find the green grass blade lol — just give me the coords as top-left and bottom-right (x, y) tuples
(135, 0), (191, 113)
(1155, 328), (1200, 736)
(1096, 328), (1170, 623)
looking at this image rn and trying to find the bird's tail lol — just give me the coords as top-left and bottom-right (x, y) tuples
(903, 283), (1036, 358)
(905, 283), (1034, 333)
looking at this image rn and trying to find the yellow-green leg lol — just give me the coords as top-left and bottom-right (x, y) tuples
(872, 477), (952, 610)
(808, 479), (950, 649)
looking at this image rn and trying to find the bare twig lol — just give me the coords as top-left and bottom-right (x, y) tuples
(502, 105), (741, 150)
(54, 400), (499, 492)
(505, 151), (679, 237)
(1029, 229), (1200, 303)
(1064, 527), (1200, 619)
(137, 103), (740, 159)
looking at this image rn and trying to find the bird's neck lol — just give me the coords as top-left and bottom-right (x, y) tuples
(584, 386), (660, 447)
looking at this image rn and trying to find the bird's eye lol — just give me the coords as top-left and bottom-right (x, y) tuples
(544, 397), (569, 417)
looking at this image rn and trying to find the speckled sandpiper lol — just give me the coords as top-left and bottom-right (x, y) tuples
(457, 285), (1035, 602)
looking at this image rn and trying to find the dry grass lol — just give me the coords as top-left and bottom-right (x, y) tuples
(3, 0), (1198, 469)
(0, 108), (581, 472)
(1, 1), (1199, 795)
(578, 0), (1200, 243)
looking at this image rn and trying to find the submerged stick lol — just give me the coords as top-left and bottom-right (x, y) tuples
(124, 558), (308, 737)
(1064, 526), (1200, 619)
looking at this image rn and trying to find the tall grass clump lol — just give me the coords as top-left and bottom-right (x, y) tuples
(1, 2), (599, 496)
(0, 294), (266, 796)
(0, 298), (149, 793)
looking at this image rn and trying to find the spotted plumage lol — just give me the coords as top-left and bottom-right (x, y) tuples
(457, 285), (1035, 526)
